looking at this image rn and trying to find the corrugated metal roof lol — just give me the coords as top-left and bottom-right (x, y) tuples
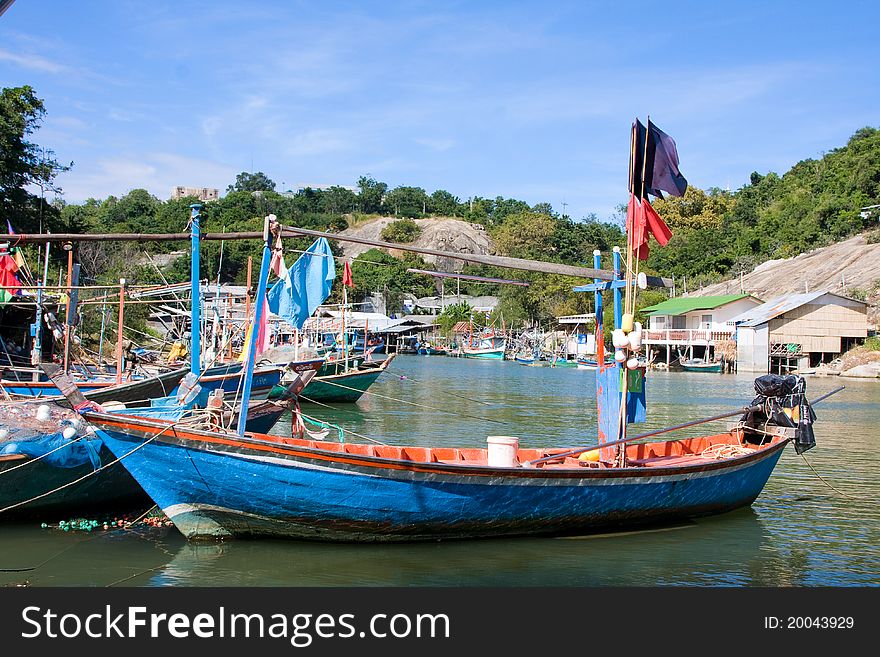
(730, 292), (866, 327)
(640, 294), (753, 317)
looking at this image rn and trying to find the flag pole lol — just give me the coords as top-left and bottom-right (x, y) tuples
(342, 284), (348, 373)
(634, 115), (651, 308)
(236, 215), (273, 437)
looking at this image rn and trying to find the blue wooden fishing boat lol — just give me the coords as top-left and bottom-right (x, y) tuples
(88, 409), (796, 541)
(0, 367), (181, 401)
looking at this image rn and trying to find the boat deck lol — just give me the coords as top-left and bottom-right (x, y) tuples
(272, 431), (766, 470)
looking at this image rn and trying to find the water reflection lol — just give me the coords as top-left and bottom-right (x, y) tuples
(138, 509), (770, 587)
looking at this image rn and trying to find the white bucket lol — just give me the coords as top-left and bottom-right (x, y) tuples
(487, 435), (520, 468)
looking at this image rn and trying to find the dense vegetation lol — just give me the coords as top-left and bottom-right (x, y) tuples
(2, 85), (878, 336)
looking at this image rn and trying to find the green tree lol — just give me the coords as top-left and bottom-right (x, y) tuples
(321, 185), (357, 214)
(0, 85), (71, 233)
(383, 186), (428, 217)
(380, 218), (421, 243)
(438, 301), (474, 334)
(356, 175), (387, 213)
(349, 248), (434, 313)
(428, 189), (463, 216)
(226, 171), (276, 193)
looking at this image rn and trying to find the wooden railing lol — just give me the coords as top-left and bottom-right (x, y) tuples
(644, 329), (734, 343)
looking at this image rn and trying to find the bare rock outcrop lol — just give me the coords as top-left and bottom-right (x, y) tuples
(691, 233), (880, 326)
(337, 217), (493, 272)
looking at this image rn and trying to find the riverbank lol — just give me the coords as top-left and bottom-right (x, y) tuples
(814, 339), (880, 378)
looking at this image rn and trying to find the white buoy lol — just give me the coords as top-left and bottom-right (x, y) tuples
(611, 329), (628, 349)
(614, 349), (627, 363)
(626, 357), (640, 370)
(36, 405), (51, 422)
(62, 426), (77, 440)
(628, 331), (642, 350)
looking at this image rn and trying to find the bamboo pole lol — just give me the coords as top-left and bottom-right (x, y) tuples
(7, 229), (673, 287)
(62, 246), (73, 372)
(31, 239), (50, 380)
(245, 256), (253, 323)
(115, 279), (126, 384)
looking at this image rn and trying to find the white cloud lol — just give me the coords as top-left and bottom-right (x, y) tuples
(56, 152), (237, 202)
(107, 108), (143, 122)
(283, 129), (350, 157)
(415, 137), (455, 152)
(0, 47), (66, 73)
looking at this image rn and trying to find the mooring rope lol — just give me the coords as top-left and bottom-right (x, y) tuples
(296, 409), (390, 447)
(800, 453), (857, 500)
(384, 367), (494, 406)
(314, 378), (511, 426)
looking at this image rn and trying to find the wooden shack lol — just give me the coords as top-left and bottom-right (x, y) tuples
(731, 292), (868, 373)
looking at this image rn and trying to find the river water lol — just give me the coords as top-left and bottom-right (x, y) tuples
(1, 355), (877, 586)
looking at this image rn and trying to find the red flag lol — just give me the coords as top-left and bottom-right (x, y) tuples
(625, 194), (673, 261)
(643, 197), (673, 246)
(342, 260), (353, 288)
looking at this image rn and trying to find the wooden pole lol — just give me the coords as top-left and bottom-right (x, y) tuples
(31, 239), (50, 381)
(189, 204), (202, 377)
(115, 278), (126, 384)
(6, 229), (673, 287)
(62, 246), (73, 372)
(245, 256), (253, 321)
(342, 285), (348, 372)
(236, 215), (273, 437)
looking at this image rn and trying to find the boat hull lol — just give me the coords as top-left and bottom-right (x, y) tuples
(92, 416), (788, 542)
(0, 444), (149, 518)
(681, 363), (723, 373)
(462, 348), (505, 360)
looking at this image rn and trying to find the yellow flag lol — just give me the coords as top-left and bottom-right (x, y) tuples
(238, 324), (254, 363)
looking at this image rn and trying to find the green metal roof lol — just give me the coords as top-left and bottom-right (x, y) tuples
(640, 294), (753, 316)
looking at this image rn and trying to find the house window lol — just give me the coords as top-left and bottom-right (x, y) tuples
(701, 314), (712, 329)
(653, 315), (667, 329)
(672, 316), (686, 329)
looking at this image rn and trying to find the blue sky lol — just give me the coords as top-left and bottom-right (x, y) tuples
(1, 0), (878, 221)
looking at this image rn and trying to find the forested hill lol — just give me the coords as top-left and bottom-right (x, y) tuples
(646, 127), (880, 284)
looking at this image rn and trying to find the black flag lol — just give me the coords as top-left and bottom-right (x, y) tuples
(629, 119), (688, 199)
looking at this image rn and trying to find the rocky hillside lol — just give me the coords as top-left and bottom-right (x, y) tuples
(691, 232), (880, 327)
(338, 216), (494, 272)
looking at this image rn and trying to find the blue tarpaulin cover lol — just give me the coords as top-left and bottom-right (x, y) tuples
(267, 238), (336, 329)
(0, 432), (102, 469)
